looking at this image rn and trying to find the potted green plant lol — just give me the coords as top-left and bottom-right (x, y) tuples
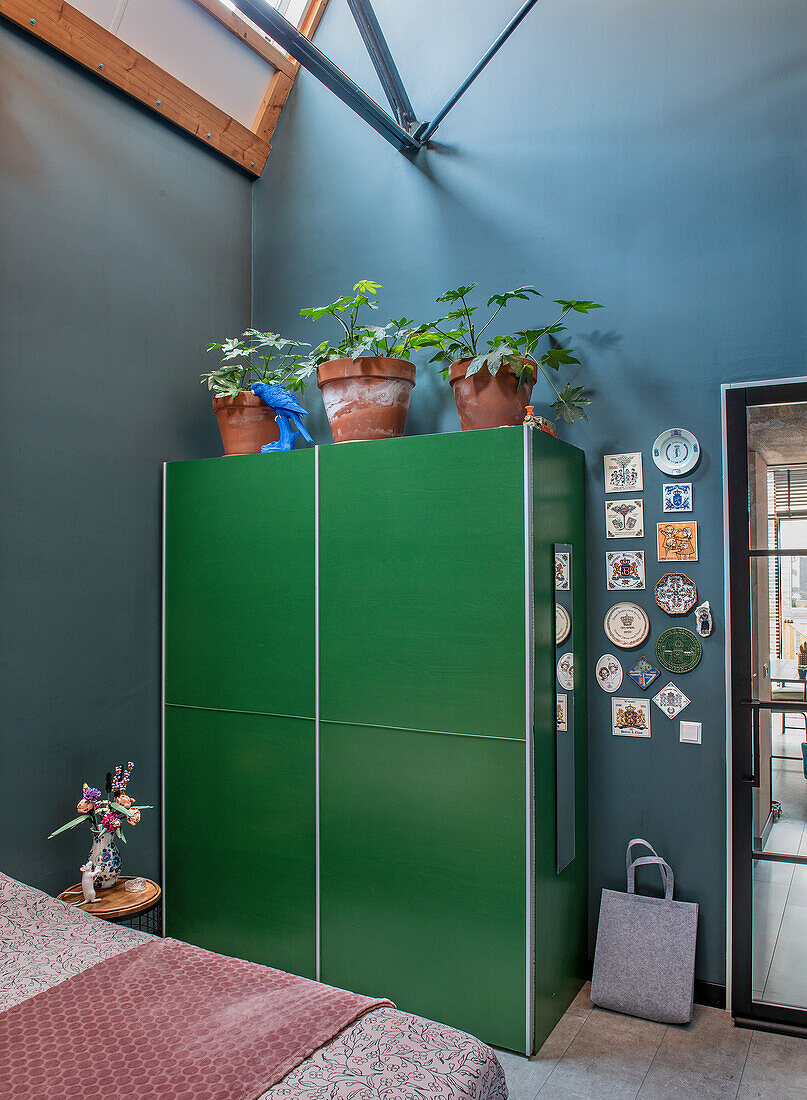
(203, 330), (316, 455)
(422, 285), (602, 431)
(300, 281), (429, 443)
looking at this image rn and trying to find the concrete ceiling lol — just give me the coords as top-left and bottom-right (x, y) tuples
(747, 402), (807, 466)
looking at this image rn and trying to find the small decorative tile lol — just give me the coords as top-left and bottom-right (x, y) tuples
(605, 498), (644, 538)
(557, 693), (568, 731)
(656, 627), (702, 673)
(655, 572), (698, 615)
(657, 521), (698, 562)
(628, 656), (661, 690)
(606, 550), (645, 591)
(556, 603), (571, 645)
(612, 697), (651, 738)
(695, 600), (713, 636)
(604, 602), (650, 649)
(604, 452), (643, 493)
(555, 551), (570, 590)
(653, 682), (691, 719)
(663, 482), (692, 513)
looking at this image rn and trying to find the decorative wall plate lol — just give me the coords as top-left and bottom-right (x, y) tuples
(656, 627), (702, 673)
(628, 656), (661, 690)
(663, 483), (692, 513)
(657, 521), (698, 562)
(652, 428), (700, 476)
(655, 573), (698, 615)
(652, 682), (691, 719)
(596, 653), (623, 693)
(557, 652), (574, 691)
(555, 551), (570, 590)
(605, 498), (644, 538)
(556, 604), (571, 645)
(612, 697), (651, 738)
(604, 452), (643, 493)
(604, 603), (650, 649)
(606, 551), (645, 591)
(557, 694), (568, 732)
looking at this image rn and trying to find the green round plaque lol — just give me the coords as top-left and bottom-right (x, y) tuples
(656, 627), (702, 673)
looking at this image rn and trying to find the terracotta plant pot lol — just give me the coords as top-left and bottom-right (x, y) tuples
(449, 358), (537, 431)
(317, 357), (416, 443)
(213, 391), (280, 456)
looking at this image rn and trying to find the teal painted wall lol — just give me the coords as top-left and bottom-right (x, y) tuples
(251, 0), (807, 984)
(0, 24), (251, 894)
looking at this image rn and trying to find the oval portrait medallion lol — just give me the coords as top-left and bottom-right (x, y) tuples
(596, 653), (623, 693)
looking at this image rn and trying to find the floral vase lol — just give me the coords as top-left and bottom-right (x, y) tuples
(89, 829), (121, 889)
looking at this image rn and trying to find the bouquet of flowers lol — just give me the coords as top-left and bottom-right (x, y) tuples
(48, 761), (152, 843)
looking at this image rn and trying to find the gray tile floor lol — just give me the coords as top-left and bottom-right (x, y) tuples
(754, 717), (807, 1006)
(495, 984), (807, 1100)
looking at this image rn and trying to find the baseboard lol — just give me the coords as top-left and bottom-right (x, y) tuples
(694, 980), (726, 1009)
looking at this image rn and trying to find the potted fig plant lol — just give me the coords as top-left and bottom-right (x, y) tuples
(300, 281), (430, 443)
(203, 330), (316, 455)
(422, 285), (602, 430)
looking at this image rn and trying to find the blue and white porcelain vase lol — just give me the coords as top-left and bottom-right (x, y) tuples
(89, 829), (121, 889)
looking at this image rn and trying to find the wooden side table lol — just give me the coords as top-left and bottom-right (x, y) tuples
(58, 876), (162, 935)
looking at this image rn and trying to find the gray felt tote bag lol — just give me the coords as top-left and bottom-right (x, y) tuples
(591, 838), (698, 1024)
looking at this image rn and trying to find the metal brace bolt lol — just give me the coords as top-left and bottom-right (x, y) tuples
(156, 100), (162, 107)
(206, 132), (212, 139)
(30, 17), (36, 25)
(98, 63), (104, 70)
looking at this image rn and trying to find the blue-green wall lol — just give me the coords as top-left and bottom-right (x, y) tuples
(0, 24), (251, 894)
(252, 0), (807, 984)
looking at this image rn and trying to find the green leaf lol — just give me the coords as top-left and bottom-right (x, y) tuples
(554, 300), (603, 313)
(48, 816), (89, 839)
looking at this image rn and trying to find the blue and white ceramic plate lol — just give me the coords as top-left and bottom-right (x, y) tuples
(652, 428), (700, 476)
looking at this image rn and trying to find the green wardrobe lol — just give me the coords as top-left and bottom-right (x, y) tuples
(163, 426), (587, 1054)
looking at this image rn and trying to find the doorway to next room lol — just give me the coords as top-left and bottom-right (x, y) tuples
(726, 381), (807, 1032)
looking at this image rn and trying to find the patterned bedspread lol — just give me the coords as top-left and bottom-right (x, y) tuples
(0, 872), (507, 1099)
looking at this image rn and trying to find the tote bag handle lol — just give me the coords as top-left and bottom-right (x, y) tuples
(627, 855), (675, 901)
(625, 838), (660, 874)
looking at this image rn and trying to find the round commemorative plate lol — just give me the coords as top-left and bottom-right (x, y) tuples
(656, 627), (702, 673)
(604, 602), (650, 649)
(557, 652), (574, 690)
(595, 653), (623, 693)
(652, 427), (700, 476)
(556, 603), (571, 645)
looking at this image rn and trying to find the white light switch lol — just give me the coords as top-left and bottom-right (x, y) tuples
(680, 721), (702, 745)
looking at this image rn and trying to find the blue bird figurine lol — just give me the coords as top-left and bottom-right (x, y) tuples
(250, 382), (315, 452)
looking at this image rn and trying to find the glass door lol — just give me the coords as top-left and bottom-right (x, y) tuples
(726, 383), (807, 1030)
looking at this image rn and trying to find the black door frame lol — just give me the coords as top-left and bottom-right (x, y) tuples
(726, 380), (807, 1032)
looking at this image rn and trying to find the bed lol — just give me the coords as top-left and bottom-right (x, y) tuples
(0, 871), (507, 1099)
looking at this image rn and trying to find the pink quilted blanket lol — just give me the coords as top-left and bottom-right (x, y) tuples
(0, 937), (392, 1100)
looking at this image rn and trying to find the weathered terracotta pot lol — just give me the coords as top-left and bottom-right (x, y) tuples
(449, 358), (536, 431)
(213, 391), (279, 456)
(317, 357), (415, 443)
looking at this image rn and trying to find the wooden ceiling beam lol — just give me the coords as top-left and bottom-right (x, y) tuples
(252, 0), (330, 145)
(0, 0), (271, 176)
(189, 0), (296, 78)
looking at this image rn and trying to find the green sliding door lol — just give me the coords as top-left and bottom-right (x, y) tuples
(164, 452), (316, 976)
(318, 430), (530, 1052)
